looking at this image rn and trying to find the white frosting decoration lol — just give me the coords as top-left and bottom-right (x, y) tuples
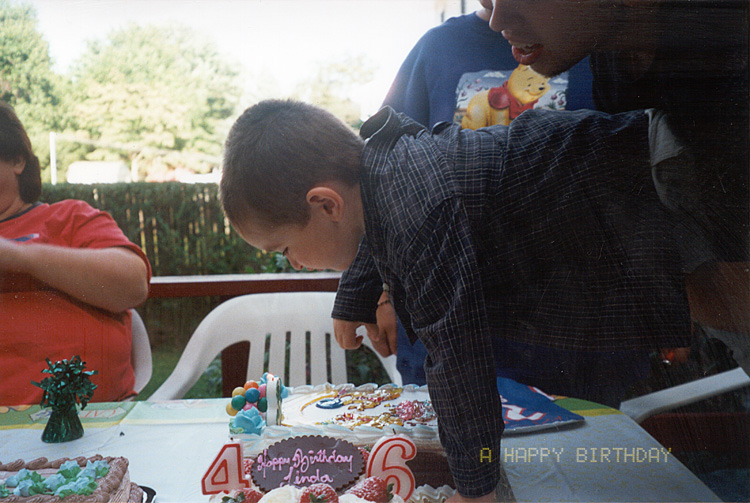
(408, 486), (456, 503)
(256, 485), (301, 502)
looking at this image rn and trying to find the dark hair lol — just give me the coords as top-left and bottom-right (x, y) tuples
(0, 102), (41, 203)
(220, 99), (364, 227)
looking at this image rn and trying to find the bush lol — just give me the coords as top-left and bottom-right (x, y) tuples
(41, 182), (281, 276)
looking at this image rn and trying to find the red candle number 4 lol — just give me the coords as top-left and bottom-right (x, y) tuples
(202, 442), (250, 494)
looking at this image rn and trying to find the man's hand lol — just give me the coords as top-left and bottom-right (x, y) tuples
(333, 292), (399, 357)
(370, 291), (398, 357)
(333, 319), (369, 349)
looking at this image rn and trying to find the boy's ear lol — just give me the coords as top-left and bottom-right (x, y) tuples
(306, 186), (345, 222)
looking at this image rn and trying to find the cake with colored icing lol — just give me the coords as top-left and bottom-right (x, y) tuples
(220, 375), (455, 503)
(0, 456), (142, 502)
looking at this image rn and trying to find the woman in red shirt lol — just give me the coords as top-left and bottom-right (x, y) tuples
(0, 101), (151, 404)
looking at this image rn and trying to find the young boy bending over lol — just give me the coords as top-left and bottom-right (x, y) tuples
(220, 100), (691, 501)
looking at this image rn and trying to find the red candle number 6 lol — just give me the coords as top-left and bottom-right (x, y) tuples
(366, 435), (416, 500)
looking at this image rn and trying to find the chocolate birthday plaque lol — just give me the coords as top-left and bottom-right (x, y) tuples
(251, 435), (364, 492)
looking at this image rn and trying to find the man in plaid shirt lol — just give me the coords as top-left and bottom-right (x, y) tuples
(220, 100), (691, 501)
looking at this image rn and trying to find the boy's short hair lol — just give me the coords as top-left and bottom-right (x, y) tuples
(0, 101), (42, 203)
(221, 99), (364, 228)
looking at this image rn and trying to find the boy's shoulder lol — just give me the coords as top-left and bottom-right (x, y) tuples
(360, 107), (425, 144)
(360, 106), (506, 183)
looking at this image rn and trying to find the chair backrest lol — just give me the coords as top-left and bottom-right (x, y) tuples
(130, 309), (153, 394)
(619, 367), (750, 423)
(149, 292), (401, 400)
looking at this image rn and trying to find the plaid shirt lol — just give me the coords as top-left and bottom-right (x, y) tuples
(333, 107), (691, 496)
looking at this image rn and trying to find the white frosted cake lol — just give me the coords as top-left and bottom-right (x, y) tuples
(240, 383), (442, 453)
(219, 376), (456, 503)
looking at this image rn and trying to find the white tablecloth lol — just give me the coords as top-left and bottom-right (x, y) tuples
(0, 398), (720, 502)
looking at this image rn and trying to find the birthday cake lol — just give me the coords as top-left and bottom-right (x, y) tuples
(231, 381), (443, 453)
(0, 456), (142, 502)
(212, 375), (455, 502)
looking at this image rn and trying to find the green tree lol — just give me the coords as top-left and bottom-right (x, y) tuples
(69, 23), (242, 178)
(0, 0), (62, 126)
(0, 0), (74, 182)
(293, 54), (376, 127)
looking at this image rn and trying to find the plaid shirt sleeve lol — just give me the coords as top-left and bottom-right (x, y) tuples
(401, 197), (505, 497)
(356, 108), (505, 496)
(332, 237), (383, 323)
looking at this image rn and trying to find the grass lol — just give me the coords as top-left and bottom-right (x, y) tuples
(136, 346), (222, 400)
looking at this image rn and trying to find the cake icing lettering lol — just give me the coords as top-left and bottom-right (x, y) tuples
(291, 449), (355, 474)
(255, 450), (291, 476)
(256, 447), (355, 484)
(250, 436), (364, 493)
(316, 399), (435, 430)
(285, 468), (334, 486)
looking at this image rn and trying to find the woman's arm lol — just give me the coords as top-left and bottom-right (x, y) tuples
(0, 237), (149, 313)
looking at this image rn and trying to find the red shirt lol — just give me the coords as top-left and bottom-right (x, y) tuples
(0, 200), (152, 405)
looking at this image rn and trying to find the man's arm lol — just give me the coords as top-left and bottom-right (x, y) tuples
(381, 34), (432, 128)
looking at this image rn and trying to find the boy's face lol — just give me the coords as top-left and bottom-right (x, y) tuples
(487, 0), (615, 77)
(234, 185), (364, 272)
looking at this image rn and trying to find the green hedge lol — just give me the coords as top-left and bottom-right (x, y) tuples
(41, 182), (284, 276)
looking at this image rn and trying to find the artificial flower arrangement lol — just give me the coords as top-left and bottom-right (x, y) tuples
(32, 355), (97, 443)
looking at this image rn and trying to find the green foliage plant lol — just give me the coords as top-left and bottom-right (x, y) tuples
(32, 356), (97, 443)
(33, 355), (97, 410)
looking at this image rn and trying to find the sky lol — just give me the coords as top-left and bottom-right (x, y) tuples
(28, 0), (466, 117)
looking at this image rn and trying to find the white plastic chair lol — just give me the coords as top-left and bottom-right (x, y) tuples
(149, 292), (401, 400)
(620, 367), (750, 423)
(130, 309), (153, 394)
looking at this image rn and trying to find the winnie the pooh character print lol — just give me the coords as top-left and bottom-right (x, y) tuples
(456, 65), (569, 129)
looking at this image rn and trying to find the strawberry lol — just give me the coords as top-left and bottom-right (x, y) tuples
(346, 476), (392, 502)
(300, 483), (339, 503)
(358, 447), (370, 466)
(242, 457), (254, 475)
(221, 488), (263, 503)
(239, 488), (263, 503)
